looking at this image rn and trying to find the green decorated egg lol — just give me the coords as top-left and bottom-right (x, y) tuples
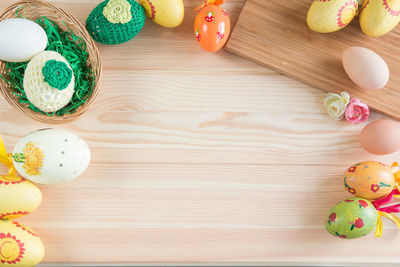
(86, 0), (146, 45)
(325, 198), (378, 239)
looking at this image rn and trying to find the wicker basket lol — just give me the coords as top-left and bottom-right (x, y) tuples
(0, 0), (102, 124)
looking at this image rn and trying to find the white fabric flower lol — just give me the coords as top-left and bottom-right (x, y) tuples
(324, 92), (350, 120)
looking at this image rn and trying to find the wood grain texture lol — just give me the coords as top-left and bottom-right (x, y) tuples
(0, 0), (400, 266)
(226, 0), (400, 120)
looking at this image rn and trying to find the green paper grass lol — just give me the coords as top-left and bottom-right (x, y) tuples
(0, 16), (95, 117)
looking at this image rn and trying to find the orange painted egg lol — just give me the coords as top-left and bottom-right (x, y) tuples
(194, 4), (230, 52)
(344, 161), (395, 200)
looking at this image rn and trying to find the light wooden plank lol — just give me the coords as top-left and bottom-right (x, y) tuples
(0, 0), (399, 266)
(226, 0), (400, 120)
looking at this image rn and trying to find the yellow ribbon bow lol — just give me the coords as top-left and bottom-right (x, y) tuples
(376, 211), (400, 237)
(0, 135), (16, 176)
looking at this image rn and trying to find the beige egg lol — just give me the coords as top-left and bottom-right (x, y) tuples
(360, 0), (400, 37)
(360, 119), (400, 155)
(307, 0), (358, 33)
(23, 51), (75, 113)
(342, 46), (389, 90)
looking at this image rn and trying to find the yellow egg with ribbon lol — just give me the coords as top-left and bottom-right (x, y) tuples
(307, 0), (358, 33)
(140, 0), (184, 28)
(0, 175), (41, 220)
(360, 0), (400, 37)
(0, 220), (44, 266)
(344, 161), (396, 200)
(0, 136), (42, 221)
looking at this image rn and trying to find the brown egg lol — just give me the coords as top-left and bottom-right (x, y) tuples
(360, 119), (400, 155)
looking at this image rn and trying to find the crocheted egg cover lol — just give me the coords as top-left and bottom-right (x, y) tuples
(42, 60), (73, 90)
(23, 51), (75, 113)
(86, 0), (146, 45)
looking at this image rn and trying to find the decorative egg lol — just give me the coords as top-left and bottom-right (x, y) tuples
(360, 0), (400, 37)
(325, 198), (378, 239)
(140, 0), (184, 28)
(360, 119), (400, 155)
(194, 4), (230, 52)
(86, 0), (146, 45)
(23, 51), (75, 113)
(343, 47), (389, 90)
(344, 161), (395, 200)
(307, 0), (358, 33)
(0, 18), (47, 62)
(12, 129), (91, 185)
(0, 175), (41, 220)
(0, 220), (44, 266)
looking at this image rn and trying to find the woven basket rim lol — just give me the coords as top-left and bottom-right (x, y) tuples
(0, 0), (102, 124)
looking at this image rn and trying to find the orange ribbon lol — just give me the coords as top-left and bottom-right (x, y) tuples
(0, 135), (16, 176)
(194, 0), (225, 12)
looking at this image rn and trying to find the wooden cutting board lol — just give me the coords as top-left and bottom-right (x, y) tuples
(226, 0), (400, 120)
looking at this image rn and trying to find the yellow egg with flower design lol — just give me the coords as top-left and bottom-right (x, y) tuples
(344, 161), (395, 200)
(360, 0), (400, 37)
(0, 175), (41, 220)
(0, 220), (44, 267)
(307, 0), (358, 33)
(140, 0), (184, 28)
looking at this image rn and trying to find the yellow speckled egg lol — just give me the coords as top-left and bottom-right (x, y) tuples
(0, 220), (44, 266)
(307, 0), (358, 33)
(140, 0), (184, 28)
(360, 0), (400, 37)
(344, 161), (395, 200)
(0, 175), (41, 220)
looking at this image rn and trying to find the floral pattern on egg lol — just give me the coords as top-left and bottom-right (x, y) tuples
(343, 161), (395, 200)
(12, 129), (91, 185)
(325, 198), (378, 239)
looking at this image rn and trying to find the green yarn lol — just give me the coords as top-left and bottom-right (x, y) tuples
(86, 0), (146, 45)
(103, 0), (132, 24)
(42, 60), (72, 90)
(0, 16), (95, 117)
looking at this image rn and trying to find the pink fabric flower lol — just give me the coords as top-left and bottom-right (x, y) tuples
(344, 98), (370, 124)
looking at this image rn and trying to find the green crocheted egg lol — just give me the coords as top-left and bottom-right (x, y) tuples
(325, 198), (378, 239)
(86, 0), (146, 45)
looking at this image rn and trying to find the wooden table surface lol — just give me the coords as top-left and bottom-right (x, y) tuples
(1, 0), (400, 266)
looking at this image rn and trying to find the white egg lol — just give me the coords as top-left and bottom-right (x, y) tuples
(0, 18), (47, 62)
(12, 129), (91, 185)
(342, 46), (389, 90)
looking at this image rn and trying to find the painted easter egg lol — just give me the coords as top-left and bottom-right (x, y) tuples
(12, 129), (91, 185)
(360, 0), (400, 37)
(325, 198), (378, 239)
(0, 220), (44, 266)
(86, 0), (146, 45)
(140, 0), (184, 28)
(23, 51), (75, 113)
(344, 161), (395, 200)
(360, 119), (400, 155)
(342, 47), (389, 90)
(0, 18), (47, 62)
(194, 4), (230, 52)
(0, 175), (41, 220)
(307, 0), (358, 33)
